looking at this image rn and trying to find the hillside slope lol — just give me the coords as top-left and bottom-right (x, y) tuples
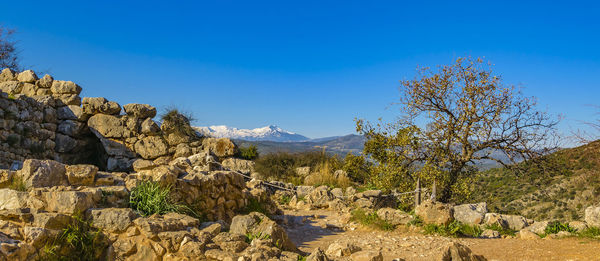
(470, 140), (600, 221)
(234, 134), (366, 156)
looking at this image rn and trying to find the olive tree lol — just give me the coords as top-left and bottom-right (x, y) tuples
(0, 26), (19, 71)
(358, 57), (559, 202)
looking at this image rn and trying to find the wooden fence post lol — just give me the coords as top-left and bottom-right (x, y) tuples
(431, 179), (437, 202)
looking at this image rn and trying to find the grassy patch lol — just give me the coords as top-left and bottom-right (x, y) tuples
(40, 213), (107, 261)
(544, 221), (575, 234)
(9, 175), (27, 191)
(423, 221), (483, 238)
(160, 108), (199, 138)
(242, 197), (269, 216)
(577, 226), (600, 239)
(278, 194), (292, 205)
(129, 181), (191, 216)
(245, 232), (271, 243)
(350, 209), (395, 231)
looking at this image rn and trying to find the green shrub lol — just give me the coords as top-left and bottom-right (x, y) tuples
(278, 194), (292, 205)
(40, 213), (107, 261)
(544, 221), (575, 235)
(350, 209), (395, 231)
(238, 145), (259, 160)
(245, 232), (271, 243)
(129, 181), (189, 216)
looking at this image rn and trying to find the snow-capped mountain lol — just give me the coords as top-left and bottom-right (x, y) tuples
(194, 125), (310, 142)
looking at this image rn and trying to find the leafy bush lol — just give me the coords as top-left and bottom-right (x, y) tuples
(242, 197), (269, 216)
(238, 145), (259, 160)
(544, 221), (575, 234)
(350, 209), (395, 231)
(129, 181), (189, 216)
(41, 214), (107, 261)
(278, 194), (292, 205)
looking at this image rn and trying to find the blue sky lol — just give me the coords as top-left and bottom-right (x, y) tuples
(1, 1), (599, 142)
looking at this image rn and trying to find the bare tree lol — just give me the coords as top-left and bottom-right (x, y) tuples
(0, 26), (19, 71)
(573, 105), (600, 144)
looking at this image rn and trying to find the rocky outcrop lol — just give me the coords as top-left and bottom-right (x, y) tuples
(415, 200), (454, 225)
(453, 203), (487, 225)
(585, 205), (600, 227)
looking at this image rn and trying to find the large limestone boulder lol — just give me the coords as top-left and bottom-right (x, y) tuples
(326, 242), (361, 257)
(88, 114), (131, 138)
(517, 229), (540, 240)
(483, 213), (530, 230)
(306, 186), (334, 208)
(43, 191), (97, 215)
(18, 159), (68, 188)
(88, 208), (138, 233)
(376, 208), (413, 226)
(37, 74), (53, 88)
(585, 205), (600, 227)
(123, 103), (157, 119)
(307, 247), (329, 261)
(0, 68), (16, 82)
(0, 189), (29, 210)
(51, 80), (82, 95)
(415, 200), (454, 225)
(82, 97), (121, 115)
(453, 202), (487, 225)
(222, 158), (255, 174)
(296, 185), (314, 198)
(202, 138), (237, 158)
(437, 242), (486, 261)
(65, 164), (98, 186)
(0, 81), (23, 94)
(525, 221), (549, 235)
(230, 212), (297, 252)
(134, 136), (169, 159)
(17, 70), (38, 83)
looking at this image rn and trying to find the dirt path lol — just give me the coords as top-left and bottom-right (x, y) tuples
(278, 209), (600, 261)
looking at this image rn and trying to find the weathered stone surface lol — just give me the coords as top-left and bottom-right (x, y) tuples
(21, 83), (37, 96)
(141, 118), (160, 135)
(437, 242), (486, 261)
(18, 159), (68, 188)
(123, 103), (157, 118)
(295, 166), (310, 177)
(0, 81), (23, 94)
(569, 221), (588, 232)
(65, 164), (98, 186)
(43, 191), (96, 214)
(525, 221), (549, 235)
(213, 232), (249, 253)
(134, 136), (168, 159)
(585, 205), (600, 227)
(0, 68), (16, 82)
(326, 242), (361, 257)
(222, 158), (255, 174)
(0, 189), (29, 210)
(0, 170), (14, 187)
(230, 212), (297, 251)
(51, 80), (81, 94)
(351, 250), (383, 261)
(307, 186), (333, 208)
(31, 212), (73, 230)
(37, 74), (54, 88)
(307, 247), (330, 261)
(82, 97), (121, 115)
(17, 70), (38, 83)
(132, 159), (157, 172)
(88, 208), (138, 233)
(484, 213), (530, 230)
(57, 120), (87, 136)
(480, 229), (500, 239)
(202, 137), (236, 158)
(88, 114), (130, 138)
(415, 200), (454, 225)
(55, 133), (77, 153)
(376, 208), (412, 226)
(296, 185), (314, 199)
(453, 202), (487, 225)
(518, 229), (540, 240)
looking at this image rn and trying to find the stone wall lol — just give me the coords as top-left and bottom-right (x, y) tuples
(0, 69), (99, 169)
(0, 68), (238, 171)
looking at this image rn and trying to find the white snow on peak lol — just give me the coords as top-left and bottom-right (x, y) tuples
(194, 125), (309, 142)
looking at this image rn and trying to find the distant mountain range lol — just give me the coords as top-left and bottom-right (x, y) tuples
(194, 124), (365, 155)
(194, 125), (310, 142)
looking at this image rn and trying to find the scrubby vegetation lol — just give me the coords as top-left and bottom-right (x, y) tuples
(8, 175), (27, 191)
(423, 221), (483, 238)
(350, 209), (395, 231)
(237, 145), (259, 160)
(254, 151), (341, 183)
(160, 108), (199, 138)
